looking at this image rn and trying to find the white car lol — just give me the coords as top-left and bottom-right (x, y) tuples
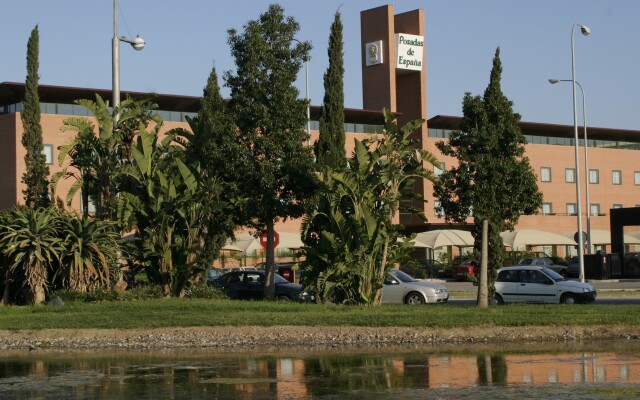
(382, 269), (449, 304)
(495, 266), (597, 304)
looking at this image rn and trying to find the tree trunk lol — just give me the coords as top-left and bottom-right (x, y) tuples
(34, 284), (46, 305)
(372, 238), (390, 305)
(477, 219), (489, 308)
(263, 220), (276, 300)
(1, 279), (11, 305)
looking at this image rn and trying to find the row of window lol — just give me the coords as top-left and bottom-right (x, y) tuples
(540, 167), (640, 185)
(428, 128), (640, 151)
(431, 200), (637, 218)
(2, 102), (385, 134)
(540, 202), (638, 216)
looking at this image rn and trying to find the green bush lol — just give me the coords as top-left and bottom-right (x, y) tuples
(184, 285), (227, 300)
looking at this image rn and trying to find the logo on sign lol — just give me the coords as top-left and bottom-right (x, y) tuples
(365, 40), (384, 66)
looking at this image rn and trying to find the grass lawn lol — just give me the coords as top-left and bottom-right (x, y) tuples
(0, 299), (639, 331)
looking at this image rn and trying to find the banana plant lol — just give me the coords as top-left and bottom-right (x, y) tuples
(302, 109), (441, 305)
(55, 95), (160, 221)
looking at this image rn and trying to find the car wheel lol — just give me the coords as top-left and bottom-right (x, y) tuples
(277, 295), (291, 302)
(561, 293), (577, 304)
(405, 292), (425, 304)
(494, 294), (504, 305)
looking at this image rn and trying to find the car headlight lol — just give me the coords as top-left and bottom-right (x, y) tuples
(434, 288), (446, 294)
(583, 288), (592, 293)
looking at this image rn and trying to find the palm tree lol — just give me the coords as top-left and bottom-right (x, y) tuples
(0, 207), (63, 304)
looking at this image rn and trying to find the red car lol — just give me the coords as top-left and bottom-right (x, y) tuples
(452, 262), (476, 281)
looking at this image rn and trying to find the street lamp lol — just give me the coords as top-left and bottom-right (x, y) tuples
(569, 23), (590, 282)
(549, 78), (591, 256)
(112, 0), (144, 120)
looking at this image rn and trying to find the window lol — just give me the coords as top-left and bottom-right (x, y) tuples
(80, 195), (96, 215)
(565, 168), (576, 183)
(540, 167), (551, 182)
(434, 162), (445, 176)
(590, 203), (601, 216)
(635, 172), (640, 185)
(612, 170), (622, 185)
(434, 200), (444, 218)
(43, 144), (53, 165)
(589, 169), (599, 184)
(542, 202), (553, 215)
(613, 204), (623, 209)
(566, 203), (577, 215)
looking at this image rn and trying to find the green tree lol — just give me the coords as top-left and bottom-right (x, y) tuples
(315, 11), (346, 170)
(170, 68), (243, 275)
(224, 4), (318, 299)
(302, 109), (440, 304)
(434, 47), (542, 293)
(21, 25), (50, 209)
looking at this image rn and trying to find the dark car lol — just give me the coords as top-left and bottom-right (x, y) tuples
(205, 268), (225, 286)
(211, 270), (311, 301)
(255, 262), (303, 283)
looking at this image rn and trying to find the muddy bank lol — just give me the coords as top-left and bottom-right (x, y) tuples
(0, 325), (638, 351)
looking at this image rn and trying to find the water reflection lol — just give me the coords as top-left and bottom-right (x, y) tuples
(0, 342), (638, 399)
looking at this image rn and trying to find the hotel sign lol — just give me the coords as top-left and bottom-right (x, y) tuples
(395, 33), (424, 71)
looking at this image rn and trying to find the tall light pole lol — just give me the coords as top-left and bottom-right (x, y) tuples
(549, 78), (591, 255)
(112, 0), (144, 121)
(570, 23), (590, 282)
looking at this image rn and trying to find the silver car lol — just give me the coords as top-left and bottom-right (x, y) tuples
(382, 269), (449, 304)
(495, 266), (596, 304)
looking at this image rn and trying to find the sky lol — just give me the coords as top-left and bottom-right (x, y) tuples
(2, 0), (640, 130)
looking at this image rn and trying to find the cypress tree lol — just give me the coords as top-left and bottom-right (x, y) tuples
(316, 11), (346, 170)
(21, 25), (50, 208)
(434, 47), (542, 293)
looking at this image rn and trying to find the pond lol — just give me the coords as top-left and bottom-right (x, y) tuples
(0, 341), (638, 399)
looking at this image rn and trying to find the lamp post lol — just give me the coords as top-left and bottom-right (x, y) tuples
(291, 38), (311, 146)
(112, 0), (144, 121)
(549, 78), (591, 255)
(569, 23), (590, 282)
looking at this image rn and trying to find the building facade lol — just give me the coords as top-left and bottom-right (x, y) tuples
(2, 4), (640, 259)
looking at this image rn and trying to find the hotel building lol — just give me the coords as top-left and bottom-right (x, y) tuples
(2, 5), (640, 263)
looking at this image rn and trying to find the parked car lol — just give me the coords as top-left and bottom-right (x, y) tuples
(205, 268), (224, 286)
(255, 262), (302, 283)
(494, 266), (596, 304)
(517, 257), (568, 276)
(230, 266), (257, 272)
(381, 269), (449, 304)
(566, 256), (580, 278)
(210, 270), (313, 301)
(452, 261), (476, 281)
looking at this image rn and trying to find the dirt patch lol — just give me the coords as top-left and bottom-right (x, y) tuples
(0, 325), (637, 351)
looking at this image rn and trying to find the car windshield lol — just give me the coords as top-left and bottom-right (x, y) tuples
(274, 274), (289, 284)
(518, 258), (533, 265)
(541, 267), (566, 281)
(391, 270), (417, 283)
